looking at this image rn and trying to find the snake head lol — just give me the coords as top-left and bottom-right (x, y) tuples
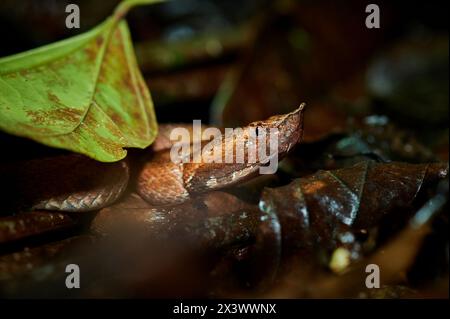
(246, 103), (305, 160)
(138, 104), (306, 206)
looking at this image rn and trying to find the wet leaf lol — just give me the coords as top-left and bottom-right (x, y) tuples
(280, 116), (438, 178)
(259, 161), (448, 265)
(0, 0), (165, 162)
(305, 182), (448, 298)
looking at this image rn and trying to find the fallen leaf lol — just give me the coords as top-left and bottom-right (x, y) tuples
(280, 116), (438, 178)
(259, 161), (448, 263)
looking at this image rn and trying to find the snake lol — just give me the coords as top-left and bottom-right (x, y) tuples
(2, 104), (305, 213)
(137, 104), (305, 206)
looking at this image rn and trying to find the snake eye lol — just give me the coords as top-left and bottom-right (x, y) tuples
(256, 126), (268, 137)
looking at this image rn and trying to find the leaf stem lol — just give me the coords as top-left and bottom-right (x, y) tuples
(113, 0), (167, 21)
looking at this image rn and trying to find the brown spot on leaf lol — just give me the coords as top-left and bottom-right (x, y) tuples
(84, 36), (103, 62)
(110, 113), (125, 126)
(96, 36), (104, 47)
(26, 107), (83, 127)
(47, 92), (61, 105)
(122, 74), (134, 92)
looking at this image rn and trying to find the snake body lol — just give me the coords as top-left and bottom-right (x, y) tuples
(137, 104), (305, 206)
(2, 105), (304, 212)
(2, 155), (129, 213)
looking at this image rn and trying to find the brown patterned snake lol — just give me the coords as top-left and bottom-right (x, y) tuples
(2, 105), (304, 212)
(137, 104), (305, 206)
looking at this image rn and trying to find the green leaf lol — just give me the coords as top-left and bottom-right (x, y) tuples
(0, 0), (165, 162)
